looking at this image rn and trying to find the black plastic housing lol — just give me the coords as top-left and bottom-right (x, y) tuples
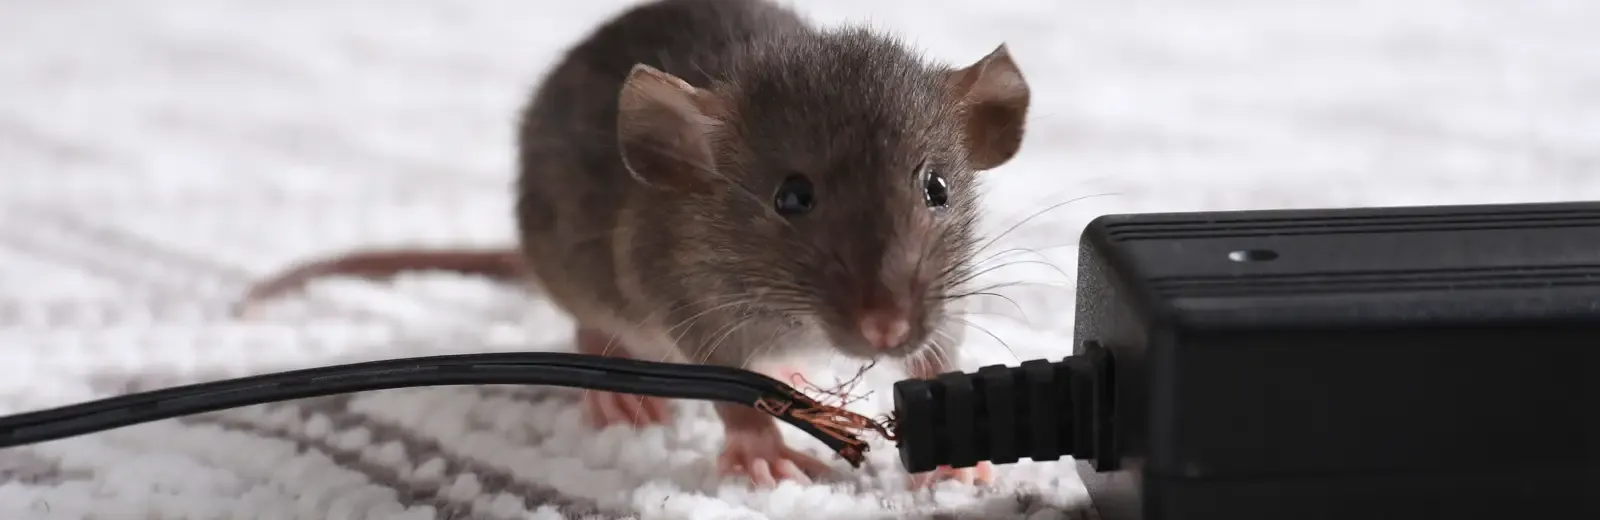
(892, 344), (1113, 474)
(1071, 200), (1599, 520)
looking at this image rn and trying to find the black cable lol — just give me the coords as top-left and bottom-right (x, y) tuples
(0, 346), (1113, 474)
(0, 352), (883, 468)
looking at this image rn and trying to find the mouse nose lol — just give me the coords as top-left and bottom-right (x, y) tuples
(859, 310), (911, 350)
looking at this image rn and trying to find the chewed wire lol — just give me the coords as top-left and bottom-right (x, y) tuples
(0, 352), (896, 468)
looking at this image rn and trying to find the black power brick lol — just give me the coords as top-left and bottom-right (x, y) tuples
(891, 200), (1598, 520)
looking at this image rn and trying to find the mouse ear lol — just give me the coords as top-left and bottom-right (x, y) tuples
(945, 44), (1031, 171)
(617, 64), (722, 192)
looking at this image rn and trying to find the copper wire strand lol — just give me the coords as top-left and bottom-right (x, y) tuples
(749, 362), (907, 466)
(787, 373), (868, 408)
(765, 363), (901, 445)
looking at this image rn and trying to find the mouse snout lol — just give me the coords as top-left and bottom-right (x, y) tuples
(821, 240), (947, 358)
(858, 307), (911, 351)
(847, 282), (919, 353)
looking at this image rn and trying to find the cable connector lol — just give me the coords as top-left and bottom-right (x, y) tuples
(891, 341), (1114, 473)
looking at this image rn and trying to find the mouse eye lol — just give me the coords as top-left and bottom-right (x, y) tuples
(774, 174), (816, 216)
(920, 165), (950, 209)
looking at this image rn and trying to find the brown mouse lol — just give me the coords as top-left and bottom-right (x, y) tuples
(237, 0), (1030, 488)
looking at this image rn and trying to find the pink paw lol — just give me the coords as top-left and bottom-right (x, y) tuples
(909, 461), (996, 489)
(717, 426), (834, 487)
(582, 390), (671, 428)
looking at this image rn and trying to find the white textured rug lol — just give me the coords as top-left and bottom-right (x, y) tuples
(2, 0), (1597, 519)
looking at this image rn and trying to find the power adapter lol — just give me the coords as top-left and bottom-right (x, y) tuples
(893, 200), (1598, 520)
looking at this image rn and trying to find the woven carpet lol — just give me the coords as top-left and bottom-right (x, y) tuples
(1, 0), (1596, 518)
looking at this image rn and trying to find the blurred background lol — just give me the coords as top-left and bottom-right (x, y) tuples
(0, 0), (1595, 517)
(4, 0), (1593, 325)
(6, 0), (1597, 288)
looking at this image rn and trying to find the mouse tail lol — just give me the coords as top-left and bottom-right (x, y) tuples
(232, 247), (526, 318)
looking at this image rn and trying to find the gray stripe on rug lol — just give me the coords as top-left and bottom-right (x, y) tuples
(90, 372), (627, 519)
(175, 403), (489, 520)
(0, 449), (94, 486)
(293, 392), (626, 519)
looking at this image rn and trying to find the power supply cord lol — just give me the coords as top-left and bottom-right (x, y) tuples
(0, 352), (888, 467)
(890, 341), (1116, 473)
(0, 345), (1115, 473)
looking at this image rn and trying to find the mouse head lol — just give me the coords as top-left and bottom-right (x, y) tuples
(615, 30), (1030, 362)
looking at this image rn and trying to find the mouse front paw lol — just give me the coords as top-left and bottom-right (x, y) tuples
(909, 461), (995, 489)
(717, 426), (834, 487)
(582, 390), (672, 429)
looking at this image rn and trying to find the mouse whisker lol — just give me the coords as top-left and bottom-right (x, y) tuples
(738, 325), (791, 371)
(967, 245), (1061, 271)
(931, 328), (980, 365)
(930, 236), (984, 285)
(950, 316), (1019, 363)
(936, 290), (1029, 324)
(617, 294), (753, 356)
(971, 279), (1076, 294)
(689, 315), (758, 365)
(935, 261), (1023, 291)
(663, 297), (762, 342)
(664, 314), (742, 366)
(617, 292), (755, 347)
(933, 280), (1074, 309)
(904, 344), (929, 378)
(925, 336), (958, 372)
(947, 309), (1033, 329)
(711, 270), (829, 306)
(939, 259), (1071, 291)
(659, 301), (763, 355)
(976, 247), (1073, 281)
(967, 192), (1119, 262)
(696, 275), (819, 304)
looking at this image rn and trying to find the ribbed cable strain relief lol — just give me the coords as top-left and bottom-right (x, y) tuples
(892, 342), (1113, 473)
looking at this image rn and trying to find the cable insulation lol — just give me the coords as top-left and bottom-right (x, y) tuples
(0, 352), (883, 467)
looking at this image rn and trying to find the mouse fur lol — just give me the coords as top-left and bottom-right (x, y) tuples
(516, 0), (1031, 369)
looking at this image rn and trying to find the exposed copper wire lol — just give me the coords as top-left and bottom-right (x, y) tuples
(750, 363), (903, 468)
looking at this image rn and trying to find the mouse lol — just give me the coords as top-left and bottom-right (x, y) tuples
(236, 0), (1030, 489)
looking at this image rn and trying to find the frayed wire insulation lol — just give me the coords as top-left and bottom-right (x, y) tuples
(0, 352), (895, 468)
